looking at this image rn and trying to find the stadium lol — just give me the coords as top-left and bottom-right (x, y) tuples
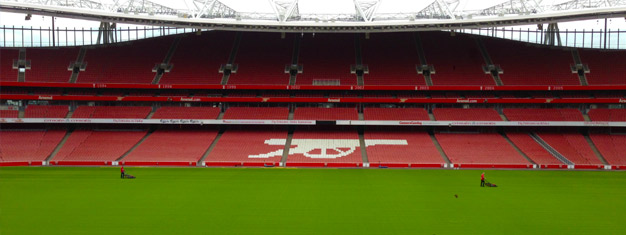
(1, 0), (626, 234)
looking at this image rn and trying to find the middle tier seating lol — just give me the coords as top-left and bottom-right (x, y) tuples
(433, 108), (502, 121)
(436, 133), (530, 165)
(362, 107), (430, 120)
(51, 130), (147, 162)
(223, 107), (289, 120)
(293, 107), (359, 120)
(503, 108), (584, 121)
(151, 106), (220, 119)
(588, 109), (626, 121)
(0, 110), (19, 118)
(72, 106), (151, 119)
(24, 105), (68, 118)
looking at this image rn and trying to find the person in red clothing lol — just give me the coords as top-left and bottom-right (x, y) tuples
(121, 166), (125, 179)
(480, 172), (485, 187)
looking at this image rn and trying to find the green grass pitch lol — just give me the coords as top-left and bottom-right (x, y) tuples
(1, 167), (625, 234)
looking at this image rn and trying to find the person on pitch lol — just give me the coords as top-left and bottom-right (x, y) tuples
(121, 166), (125, 179)
(480, 172), (485, 187)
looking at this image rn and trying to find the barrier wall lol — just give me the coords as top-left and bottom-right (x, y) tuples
(3, 81), (626, 91)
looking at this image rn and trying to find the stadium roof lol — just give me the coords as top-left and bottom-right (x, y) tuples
(1, 0), (626, 32)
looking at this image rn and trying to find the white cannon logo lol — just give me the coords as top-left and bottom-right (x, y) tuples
(249, 139), (408, 159)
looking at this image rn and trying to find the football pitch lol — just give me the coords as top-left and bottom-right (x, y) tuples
(1, 167), (624, 234)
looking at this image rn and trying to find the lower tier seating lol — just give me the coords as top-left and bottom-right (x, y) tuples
(123, 130), (217, 163)
(0, 130), (66, 162)
(436, 133), (530, 165)
(285, 128), (363, 165)
(506, 133), (563, 165)
(537, 133), (602, 165)
(205, 128), (287, 164)
(51, 130), (146, 162)
(365, 129), (444, 165)
(589, 134), (626, 166)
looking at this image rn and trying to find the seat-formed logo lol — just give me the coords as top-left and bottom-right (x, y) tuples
(249, 139), (408, 159)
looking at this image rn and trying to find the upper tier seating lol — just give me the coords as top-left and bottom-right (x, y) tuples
(24, 105), (68, 118)
(588, 109), (626, 122)
(160, 32), (235, 84)
(421, 32), (495, 85)
(0, 130), (66, 162)
(78, 37), (172, 83)
(223, 107), (289, 120)
(537, 133), (602, 165)
(579, 50), (626, 85)
(123, 129), (217, 163)
(0, 49), (19, 81)
(483, 38), (579, 85)
(72, 106), (151, 119)
(227, 33), (292, 85)
(506, 132), (563, 164)
(365, 129), (444, 165)
(205, 128), (287, 164)
(294, 107), (358, 120)
(503, 108), (584, 121)
(52, 130), (146, 162)
(360, 33), (423, 85)
(286, 128), (363, 164)
(296, 34), (357, 85)
(151, 106), (220, 119)
(363, 108), (430, 120)
(590, 133), (626, 165)
(436, 133), (530, 164)
(433, 108), (502, 121)
(25, 48), (77, 83)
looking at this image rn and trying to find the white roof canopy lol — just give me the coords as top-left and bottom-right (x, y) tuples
(1, 0), (626, 32)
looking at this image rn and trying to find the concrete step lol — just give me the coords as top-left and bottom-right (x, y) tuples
(116, 129), (154, 162)
(501, 132), (536, 165)
(429, 132), (450, 164)
(45, 129), (74, 163)
(583, 134), (609, 165)
(198, 129), (226, 165)
(280, 129), (294, 166)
